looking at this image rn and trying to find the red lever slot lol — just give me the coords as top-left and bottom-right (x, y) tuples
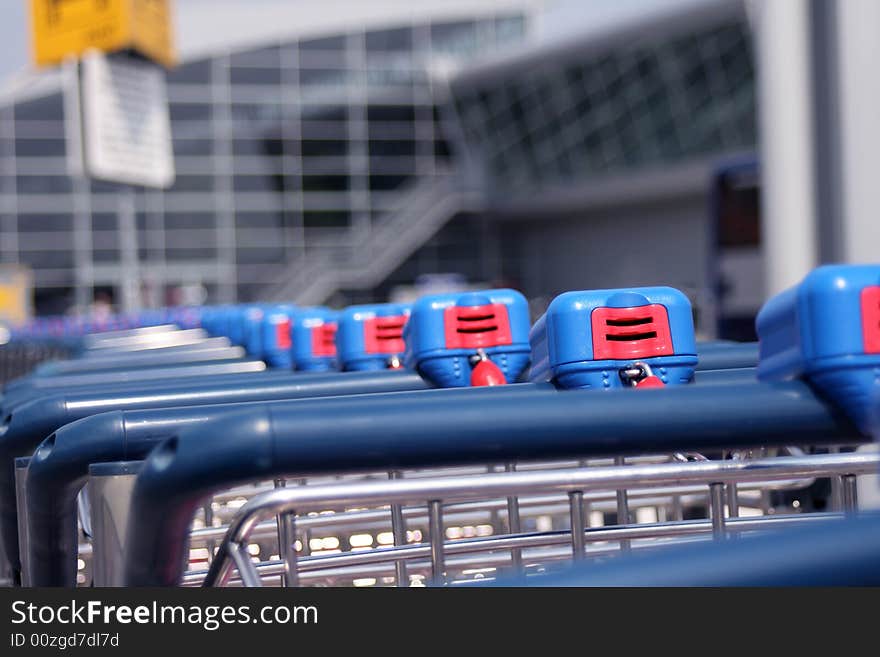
(311, 322), (337, 357)
(861, 286), (880, 354)
(364, 314), (407, 354)
(275, 319), (291, 350)
(444, 303), (513, 350)
(591, 304), (673, 360)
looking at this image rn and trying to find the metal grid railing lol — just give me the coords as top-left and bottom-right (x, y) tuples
(143, 448), (879, 587)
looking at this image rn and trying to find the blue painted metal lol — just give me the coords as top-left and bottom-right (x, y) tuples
(22, 364), (758, 586)
(757, 264), (880, 432)
(199, 305), (238, 340)
(1, 369), (296, 417)
(692, 341), (757, 370)
(121, 379), (866, 585)
(21, 352), (758, 587)
(88, 460), (143, 477)
(488, 513), (880, 586)
(2, 360), (270, 398)
(0, 368), (429, 583)
(222, 305), (248, 347)
(530, 286), (697, 389)
(30, 346), (248, 377)
(260, 305), (296, 369)
(242, 305), (268, 358)
(25, 383), (551, 586)
(403, 289), (531, 387)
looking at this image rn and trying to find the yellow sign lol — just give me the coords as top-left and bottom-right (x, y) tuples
(30, 0), (175, 68)
(0, 266), (33, 325)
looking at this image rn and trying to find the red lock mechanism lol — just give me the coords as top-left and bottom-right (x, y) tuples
(620, 361), (665, 389)
(469, 348), (507, 386)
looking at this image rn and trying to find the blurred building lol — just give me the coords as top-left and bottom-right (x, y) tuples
(0, 2), (530, 314)
(447, 0), (754, 330)
(0, 0), (755, 334)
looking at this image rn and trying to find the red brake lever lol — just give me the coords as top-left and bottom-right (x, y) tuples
(471, 358), (506, 386)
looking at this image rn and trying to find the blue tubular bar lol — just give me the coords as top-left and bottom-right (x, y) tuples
(488, 513), (880, 586)
(4, 340), (751, 403)
(24, 366), (756, 586)
(692, 367), (756, 385)
(25, 366), (756, 586)
(25, 383), (555, 587)
(76, 341), (230, 362)
(6, 358), (272, 392)
(29, 347), (249, 377)
(689, 342), (757, 370)
(1, 369), (294, 415)
(23, 407), (224, 586)
(3, 360), (268, 395)
(0, 368), (430, 582)
(122, 379), (867, 586)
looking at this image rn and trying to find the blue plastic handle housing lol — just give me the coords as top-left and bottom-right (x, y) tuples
(757, 263), (880, 433)
(529, 286), (697, 389)
(403, 289), (531, 387)
(336, 303), (411, 371)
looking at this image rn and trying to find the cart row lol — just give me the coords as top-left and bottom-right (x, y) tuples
(2, 264), (879, 587)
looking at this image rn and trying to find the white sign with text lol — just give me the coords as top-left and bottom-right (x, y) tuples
(81, 50), (175, 188)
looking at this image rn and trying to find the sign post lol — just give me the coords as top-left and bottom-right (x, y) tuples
(28, 1), (177, 313)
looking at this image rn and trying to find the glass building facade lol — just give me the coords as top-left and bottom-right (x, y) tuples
(450, 3), (754, 200)
(0, 1), (759, 316)
(0, 14), (527, 314)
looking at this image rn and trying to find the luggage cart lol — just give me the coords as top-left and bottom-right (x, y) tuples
(10, 288), (534, 585)
(3, 280), (820, 583)
(4, 365), (438, 586)
(18, 288), (541, 586)
(13, 288), (750, 586)
(122, 266), (878, 587)
(107, 296), (841, 585)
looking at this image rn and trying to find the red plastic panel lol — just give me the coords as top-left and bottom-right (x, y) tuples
(311, 322), (337, 357)
(444, 303), (512, 350)
(861, 286), (880, 354)
(364, 314), (407, 354)
(591, 304), (674, 360)
(275, 319), (291, 350)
